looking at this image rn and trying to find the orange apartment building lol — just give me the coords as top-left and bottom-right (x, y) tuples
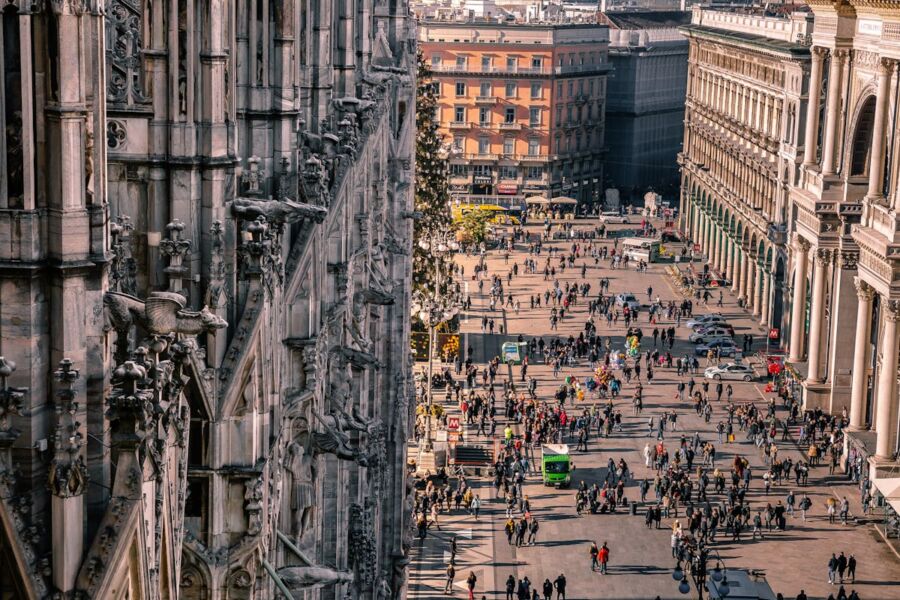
(419, 19), (611, 208)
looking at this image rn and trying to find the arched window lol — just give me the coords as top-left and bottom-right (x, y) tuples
(850, 96), (877, 176)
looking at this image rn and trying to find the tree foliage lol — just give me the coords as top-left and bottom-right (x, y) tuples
(455, 210), (492, 245)
(413, 50), (453, 295)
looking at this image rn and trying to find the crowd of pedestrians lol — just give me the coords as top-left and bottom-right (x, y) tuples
(411, 215), (873, 600)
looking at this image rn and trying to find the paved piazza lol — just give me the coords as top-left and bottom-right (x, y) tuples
(408, 219), (900, 600)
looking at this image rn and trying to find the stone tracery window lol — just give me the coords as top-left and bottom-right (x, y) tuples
(1, 5), (23, 208)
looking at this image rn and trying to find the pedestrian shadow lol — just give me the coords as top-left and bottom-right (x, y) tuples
(609, 564), (672, 575)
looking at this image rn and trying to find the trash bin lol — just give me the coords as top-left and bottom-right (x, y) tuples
(630, 502), (638, 516)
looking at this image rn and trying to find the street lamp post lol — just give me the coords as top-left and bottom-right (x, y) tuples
(412, 232), (460, 452)
(672, 545), (729, 600)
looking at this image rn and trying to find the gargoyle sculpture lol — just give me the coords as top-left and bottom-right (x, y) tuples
(353, 288), (395, 307)
(104, 291), (228, 336)
(277, 566), (353, 591)
(232, 196), (327, 225)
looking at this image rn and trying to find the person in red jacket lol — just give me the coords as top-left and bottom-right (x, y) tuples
(597, 542), (610, 575)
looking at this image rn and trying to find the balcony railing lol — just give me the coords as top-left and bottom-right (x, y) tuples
(432, 65), (552, 75)
(499, 122), (522, 131)
(465, 153), (499, 161)
(475, 96), (498, 104)
(448, 121), (473, 130)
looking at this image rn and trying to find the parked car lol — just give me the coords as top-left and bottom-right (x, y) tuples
(691, 322), (735, 336)
(704, 363), (754, 381)
(690, 328), (734, 343)
(695, 339), (738, 357)
(615, 293), (641, 310)
(598, 211), (630, 224)
(685, 314), (725, 329)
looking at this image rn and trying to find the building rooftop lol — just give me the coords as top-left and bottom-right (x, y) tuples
(602, 10), (691, 30)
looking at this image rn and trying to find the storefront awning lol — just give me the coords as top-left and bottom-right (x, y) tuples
(550, 196), (578, 205)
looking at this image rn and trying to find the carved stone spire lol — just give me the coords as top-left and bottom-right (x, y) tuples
(207, 220), (228, 310)
(159, 219), (192, 294)
(49, 359), (87, 498)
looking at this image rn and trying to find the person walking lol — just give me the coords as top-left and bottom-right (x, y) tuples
(466, 571), (477, 600)
(598, 542), (610, 575)
(554, 573), (567, 599)
(828, 554), (838, 585)
(505, 575), (516, 600)
(528, 517), (540, 545)
(542, 578), (554, 600)
(445, 564), (456, 594)
(589, 542), (600, 571)
(847, 555), (857, 583)
(837, 552), (848, 583)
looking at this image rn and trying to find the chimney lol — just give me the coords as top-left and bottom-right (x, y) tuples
(601, 0), (607, 12)
(680, 0), (686, 11)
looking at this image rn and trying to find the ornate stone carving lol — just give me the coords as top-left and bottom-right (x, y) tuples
(242, 156), (266, 195)
(276, 566), (354, 590)
(840, 250), (859, 270)
(232, 196), (328, 225)
(159, 220), (192, 292)
(206, 220), (228, 309)
(348, 500), (377, 587)
(854, 277), (875, 301)
(884, 299), (900, 322)
(0, 357), (26, 438)
(107, 119), (127, 150)
(104, 291), (227, 337)
(284, 442), (316, 543)
(48, 359), (88, 497)
(814, 248), (833, 267)
(239, 217), (283, 295)
(105, 0), (150, 105)
(110, 215), (137, 294)
(244, 476), (264, 536)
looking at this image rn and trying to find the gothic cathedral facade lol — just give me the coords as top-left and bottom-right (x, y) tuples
(0, 1), (417, 599)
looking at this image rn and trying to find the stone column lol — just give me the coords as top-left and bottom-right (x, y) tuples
(804, 50), (824, 165)
(759, 269), (771, 327)
(867, 58), (894, 201)
(822, 50), (848, 175)
(712, 224), (721, 268)
(849, 278), (874, 429)
(806, 249), (831, 382)
(875, 300), (900, 459)
(738, 246), (750, 303)
(732, 241), (742, 292)
(751, 261), (761, 317)
(789, 236), (811, 362)
(725, 238), (736, 283)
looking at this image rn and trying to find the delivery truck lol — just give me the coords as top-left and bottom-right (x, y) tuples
(541, 444), (572, 487)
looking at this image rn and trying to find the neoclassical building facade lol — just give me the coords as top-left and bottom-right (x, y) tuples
(679, 6), (814, 342)
(0, 1), (416, 599)
(786, 0), (900, 513)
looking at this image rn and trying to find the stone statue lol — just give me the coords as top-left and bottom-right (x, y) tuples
(104, 291), (228, 336)
(375, 573), (392, 600)
(284, 442), (315, 541)
(244, 476), (264, 535)
(232, 196), (327, 225)
(311, 411), (367, 466)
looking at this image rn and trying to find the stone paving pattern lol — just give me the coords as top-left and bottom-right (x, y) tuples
(408, 219), (900, 600)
